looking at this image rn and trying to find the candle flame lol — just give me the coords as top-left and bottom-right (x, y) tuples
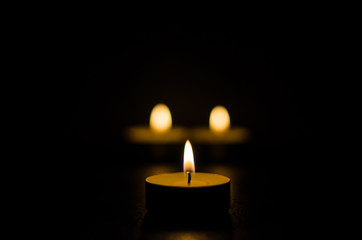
(183, 140), (195, 173)
(150, 104), (172, 133)
(209, 105), (230, 133)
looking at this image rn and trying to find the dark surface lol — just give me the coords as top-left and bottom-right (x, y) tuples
(42, 30), (326, 239)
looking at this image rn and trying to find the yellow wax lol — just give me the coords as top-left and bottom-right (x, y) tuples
(125, 126), (188, 144)
(146, 172), (230, 188)
(190, 126), (250, 144)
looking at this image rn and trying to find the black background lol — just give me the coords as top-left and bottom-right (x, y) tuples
(41, 30), (327, 239)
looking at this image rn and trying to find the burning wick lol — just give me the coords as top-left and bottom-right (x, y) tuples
(187, 171), (191, 184)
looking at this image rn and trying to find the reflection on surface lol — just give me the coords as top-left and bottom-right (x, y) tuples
(191, 127), (249, 144)
(144, 231), (229, 240)
(165, 232), (209, 240)
(142, 213), (232, 240)
(125, 126), (249, 144)
(125, 126), (188, 144)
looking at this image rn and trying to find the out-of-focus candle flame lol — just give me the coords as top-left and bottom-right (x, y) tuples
(183, 140), (195, 173)
(150, 104), (172, 133)
(209, 105), (230, 133)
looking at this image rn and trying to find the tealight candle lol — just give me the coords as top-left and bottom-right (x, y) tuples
(125, 103), (187, 144)
(145, 140), (230, 213)
(190, 105), (250, 144)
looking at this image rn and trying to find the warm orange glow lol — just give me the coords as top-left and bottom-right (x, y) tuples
(183, 140), (195, 173)
(209, 105), (230, 133)
(150, 104), (172, 133)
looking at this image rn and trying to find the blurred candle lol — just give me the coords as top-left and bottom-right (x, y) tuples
(191, 105), (249, 144)
(125, 103), (187, 144)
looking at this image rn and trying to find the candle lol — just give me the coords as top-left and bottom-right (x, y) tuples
(190, 105), (250, 144)
(145, 140), (230, 213)
(125, 103), (187, 144)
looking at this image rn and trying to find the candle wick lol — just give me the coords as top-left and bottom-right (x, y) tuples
(187, 171), (191, 185)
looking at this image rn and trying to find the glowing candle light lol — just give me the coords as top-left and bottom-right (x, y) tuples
(209, 105), (230, 133)
(145, 140), (230, 213)
(191, 105), (249, 144)
(150, 104), (172, 133)
(125, 103), (187, 144)
(183, 140), (195, 174)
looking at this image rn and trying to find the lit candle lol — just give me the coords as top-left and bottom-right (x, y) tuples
(125, 103), (187, 144)
(191, 105), (249, 144)
(145, 140), (230, 213)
